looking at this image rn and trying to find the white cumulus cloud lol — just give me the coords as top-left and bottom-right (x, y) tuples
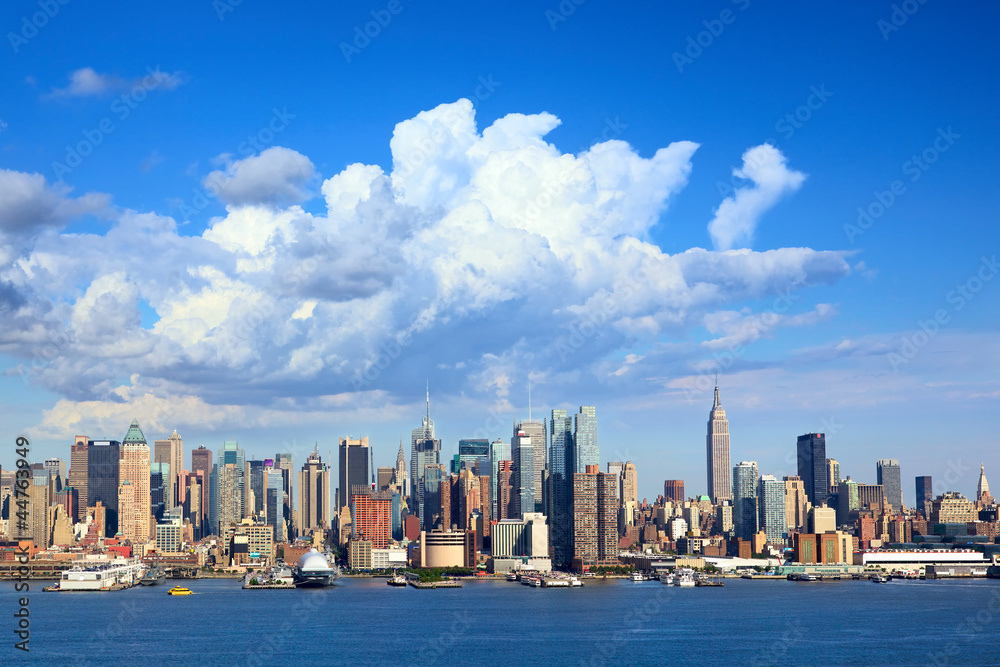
(0, 99), (852, 438)
(708, 144), (806, 251)
(204, 147), (316, 206)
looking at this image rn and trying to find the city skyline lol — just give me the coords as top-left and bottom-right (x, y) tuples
(1, 4), (997, 511)
(6, 382), (992, 510)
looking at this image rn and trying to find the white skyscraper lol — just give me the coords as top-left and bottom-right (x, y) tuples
(706, 379), (732, 503)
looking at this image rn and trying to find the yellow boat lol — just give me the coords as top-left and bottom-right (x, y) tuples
(167, 586), (193, 596)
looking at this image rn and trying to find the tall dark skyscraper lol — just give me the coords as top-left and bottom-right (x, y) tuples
(732, 461), (759, 541)
(796, 433), (828, 507)
(877, 459), (902, 513)
(511, 429), (534, 518)
(86, 439), (120, 537)
(706, 380), (732, 503)
(514, 418), (546, 514)
(915, 476), (933, 518)
(548, 409), (573, 566)
(338, 436), (370, 515)
(247, 459), (266, 514)
(191, 446), (212, 538)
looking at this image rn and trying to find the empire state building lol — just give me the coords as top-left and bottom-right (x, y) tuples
(706, 380), (732, 503)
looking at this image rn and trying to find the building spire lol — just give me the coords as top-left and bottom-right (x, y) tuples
(713, 374), (721, 409)
(426, 379), (430, 424)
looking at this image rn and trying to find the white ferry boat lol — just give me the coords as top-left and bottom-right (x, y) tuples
(674, 569), (696, 587)
(60, 558), (145, 591)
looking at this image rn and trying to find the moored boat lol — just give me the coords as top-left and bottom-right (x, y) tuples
(140, 564), (166, 586)
(293, 548), (339, 588)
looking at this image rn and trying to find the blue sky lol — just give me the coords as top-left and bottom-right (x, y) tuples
(1, 1), (997, 505)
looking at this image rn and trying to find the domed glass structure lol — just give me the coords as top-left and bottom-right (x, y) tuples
(294, 548), (338, 587)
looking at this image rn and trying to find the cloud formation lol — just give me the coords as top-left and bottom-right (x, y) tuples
(0, 169), (109, 233)
(46, 67), (184, 98)
(204, 147), (316, 206)
(0, 100), (850, 438)
(708, 144), (806, 251)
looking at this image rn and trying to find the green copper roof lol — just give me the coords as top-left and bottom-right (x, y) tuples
(122, 418), (147, 444)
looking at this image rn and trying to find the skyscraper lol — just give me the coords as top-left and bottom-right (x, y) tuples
(513, 419), (546, 514)
(757, 474), (786, 546)
(732, 461), (759, 541)
(150, 462), (169, 523)
(26, 472), (50, 547)
(247, 459), (266, 515)
(511, 429), (534, 518)
(621, 462), (638, 507)
(217, 462), (243, 534)
(457, 439), (490, 473)
(339, 436), (370, 515)
(572, 406), (598, 474)
(796, 433), (828, 507)
(299, 446), (331, 533)
(266, 466), (285, 541)
(212, 439), (245, 530)
(87, 439), (120, 537)
(977, 464), (990, 502)
(663, 480), (685, 503)
(274, 452), (293, 537)
(837, 477), (859, 526)
(68, 436), (89, 521)
(119, 419), (151, 544)
(706, 381), (732, 504)
(377, 467), (395, 492)
(548, 409), (573, 566)
(826, 458), (841, 493)
(191, 446), (212, 538)
(395, 442), (408, 498)
(43, 458), (65, 491)
(783, 475), (808, 533)
(153, 430), (183, 511)
(489, 438), (511, 516)
(496, 460), (515, 520)
(876, 459), (902, 513)
(410, 389), (440, 528)
(571, 465), (617, 566)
